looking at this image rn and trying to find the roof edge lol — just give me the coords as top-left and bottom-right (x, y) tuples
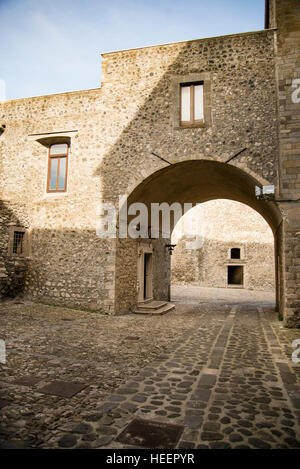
(101, 28), (277, 57)
(1, 86), (101, 105)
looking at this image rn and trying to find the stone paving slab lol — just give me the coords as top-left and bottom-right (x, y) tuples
(115, 418), (184, 448)
(37, 381), (88, 398)
(13, 376), (42, 387)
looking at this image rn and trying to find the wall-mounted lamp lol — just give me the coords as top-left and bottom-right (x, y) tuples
(166, 244), (176, 255)
(255, 185), (300, 203)
(255, 185), (275, 200)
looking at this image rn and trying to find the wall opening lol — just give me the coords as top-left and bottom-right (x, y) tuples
(231, 248), (241, 259)
(116, 160), (282, 315)
(228, 265), (244, 286)
(144, 253), (153, 300)
(170, 198), (276, 304)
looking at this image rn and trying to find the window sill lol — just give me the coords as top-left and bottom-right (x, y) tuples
(42, 191), (69, 199)
(174, 123), (206, 130)
(8, 254), (29, 260)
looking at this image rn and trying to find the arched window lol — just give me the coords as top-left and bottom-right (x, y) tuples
(47, 143), (69, 192)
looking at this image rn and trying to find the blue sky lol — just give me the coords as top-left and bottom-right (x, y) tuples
(0, 0), (266, 100)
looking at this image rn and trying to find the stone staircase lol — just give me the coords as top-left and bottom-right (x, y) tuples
(133, 300), (175, 315)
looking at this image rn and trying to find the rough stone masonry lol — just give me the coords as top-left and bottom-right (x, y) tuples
(171, 200), (276, 291)
(0, 0), (299, 326)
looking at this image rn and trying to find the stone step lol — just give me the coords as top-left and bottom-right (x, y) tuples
(136, 300), (168, 311)
(133, 303), (175, 316)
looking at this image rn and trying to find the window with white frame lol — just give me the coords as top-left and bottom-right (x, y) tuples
(180, 82), (204, 126)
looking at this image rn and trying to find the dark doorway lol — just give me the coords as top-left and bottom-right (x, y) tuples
(144, 253), (153, 299)
(228, 265), (244, 286)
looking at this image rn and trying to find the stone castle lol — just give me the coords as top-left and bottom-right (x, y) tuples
(0, 0), (299, 326)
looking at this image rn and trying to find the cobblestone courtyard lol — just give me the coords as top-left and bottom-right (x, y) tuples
(0, 286), (300, 449)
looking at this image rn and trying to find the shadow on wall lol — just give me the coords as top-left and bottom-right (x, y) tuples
(23, 227), (115, 313)
(93, 32), (280, 313)
(0, 200), (29, 298)
(0, 31), (283, 314)
(0, 202), (115, 311)
(95, 32), (279, 199)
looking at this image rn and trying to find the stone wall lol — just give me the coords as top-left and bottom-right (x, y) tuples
(271, 0), (300, 326)
(101, 30), (279, 313)
(0, 27), (279, 314)
(114, 237), (170, 314)
(0, 89), (118, 312)
(171, 200), (275, 292)
(0, 2), (299, 324)
(99, 29), (278, 195)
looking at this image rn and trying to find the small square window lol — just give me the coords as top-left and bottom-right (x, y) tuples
(8, 227), (28, 257)
(231, 248), (241, 259)
(13, 231), (25, 254)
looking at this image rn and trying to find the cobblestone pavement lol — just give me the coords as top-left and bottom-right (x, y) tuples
(0, 286), (299, 449)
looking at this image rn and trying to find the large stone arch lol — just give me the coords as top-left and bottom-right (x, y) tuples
(114, 159), (283, 316)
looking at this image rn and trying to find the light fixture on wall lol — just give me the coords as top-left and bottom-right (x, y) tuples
(255, 185), (275, 200)
(255, 185), (300, 203)
(166, 244), (176, 255)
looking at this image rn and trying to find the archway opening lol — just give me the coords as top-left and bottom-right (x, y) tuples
(115, 160), (282, 315)
(170, 199), (276, 306)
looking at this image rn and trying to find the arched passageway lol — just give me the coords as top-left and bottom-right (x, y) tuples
(115, 160), (283, 316)
(170, 199), (276, 305)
